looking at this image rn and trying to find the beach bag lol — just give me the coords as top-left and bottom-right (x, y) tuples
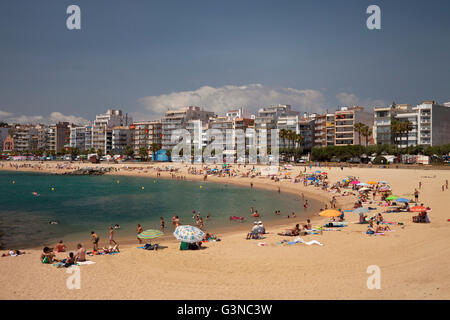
(41, 256), (49, 264)
(180, 242), (189, 250)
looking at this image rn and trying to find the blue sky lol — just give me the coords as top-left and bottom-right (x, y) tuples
(1, 0), (450, 124)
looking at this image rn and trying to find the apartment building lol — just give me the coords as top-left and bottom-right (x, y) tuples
(161, 106), (214, 150)
(334, 106), (374, 146)
(373, 103), (412, 145)
(314, 113), (335, 147)
(130, 121), (162, 154)
(10, 124), (38, 152)
(92, 109), (132, 153)
(255, 105), (299, 150)
(47, 122), (71, 153)
(69, 125), (92, 150)
(374, 101), (450, 148)
(111, 126), (132, 154)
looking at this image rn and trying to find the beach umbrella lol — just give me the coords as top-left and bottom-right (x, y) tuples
(173, 225), (205, 243)
(350, 180), (360, 185)
(357, 183), (370, 187)
(321, 172), (328, 175)
(379, 181), (388, 184)
(378, 186), (391, 192)
(410, 206), (427, 212)
(396, 198), (409, 203)
(386, 195), (398, 201)
(307, 177), (315, 181)
(367, 181), (377, 185)
(137, 229), (164, 240)
(359, 187), (371, 191)
(315, 170), (321, 173)
(353, 207), (369, 215)
(319, 209), (342, 217)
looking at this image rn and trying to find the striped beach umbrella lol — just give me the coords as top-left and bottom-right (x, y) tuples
(173, 225), (205, 243)
(137, 229), (164, 240)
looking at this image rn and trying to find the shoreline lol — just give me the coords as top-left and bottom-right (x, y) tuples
(0, 162), (330, 251)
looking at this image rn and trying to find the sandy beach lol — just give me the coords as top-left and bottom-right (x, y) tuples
(0, 161), (449, 299)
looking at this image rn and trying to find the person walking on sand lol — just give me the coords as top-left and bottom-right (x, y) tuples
(137, 224), (143, 244)
(419, 181), (422, 189)
(160, 217), (165, 231)
(109, 226), (117, 246)
(91, 231), (99, 252)
(414, 189), (419, 202)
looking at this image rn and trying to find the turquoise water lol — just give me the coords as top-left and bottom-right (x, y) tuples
(0, 171), (320, 249)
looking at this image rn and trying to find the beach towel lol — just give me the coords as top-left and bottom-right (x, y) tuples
(77, 261), (96, 265)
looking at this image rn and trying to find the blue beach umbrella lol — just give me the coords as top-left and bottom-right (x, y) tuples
(315, 170), (321, 173)
(307, 177), (315, 181)
(396, 198), (409, 203)
(357, 183), (370, 187)
(173, 225), (205, 243)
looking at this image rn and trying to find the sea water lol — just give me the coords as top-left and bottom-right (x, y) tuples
(0, 171), (321, 248)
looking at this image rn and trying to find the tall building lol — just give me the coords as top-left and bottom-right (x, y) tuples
(92, 109), (132, 153)
(314, 113), (335, 147)
(373, 103), (412, 145)
(161, 106), (214, 150)
(111, 126), (132, 154)
(69, 125), (93, 150)
(374, 101), (450, 148)
(334, 106), (374, 146)
(130, 121), (162, 154)
(255, 105), (299, 150)
(48, 122), (70, 153)
(10, 124), (38, 152)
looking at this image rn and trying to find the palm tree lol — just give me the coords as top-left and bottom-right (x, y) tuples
(403, 120), (414, 154)
(354, 122), (365, 158)
(279, 129), (288, 161)
(287, 130), (296, 162)
(361, 125), (372, 149)
(294, 134), (304, 161)
(390, 119), (402, 154)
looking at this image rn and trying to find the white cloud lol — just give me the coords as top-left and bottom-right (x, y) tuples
(139, 84), (326, 118)
(48, 112), (90, 125)
(0, 110), (89, 126)
(336, 92), (386, 110)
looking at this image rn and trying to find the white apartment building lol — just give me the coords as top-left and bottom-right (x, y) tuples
(92, 109), (132, 153)
(161, 106), (214, 150)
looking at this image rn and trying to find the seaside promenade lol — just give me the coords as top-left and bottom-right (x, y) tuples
(0, 161), (449, 299)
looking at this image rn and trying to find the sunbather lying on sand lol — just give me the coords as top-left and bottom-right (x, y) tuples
(2, 249), (26, 257)
(278, 224), (301, 236)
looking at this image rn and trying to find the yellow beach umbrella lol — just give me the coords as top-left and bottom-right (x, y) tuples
(319, 209), (342, 217)
(367, 181), (377, 185)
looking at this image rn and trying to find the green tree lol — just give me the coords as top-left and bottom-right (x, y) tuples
(138, 147), (148, 161)
(125, 145), (134, 158)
